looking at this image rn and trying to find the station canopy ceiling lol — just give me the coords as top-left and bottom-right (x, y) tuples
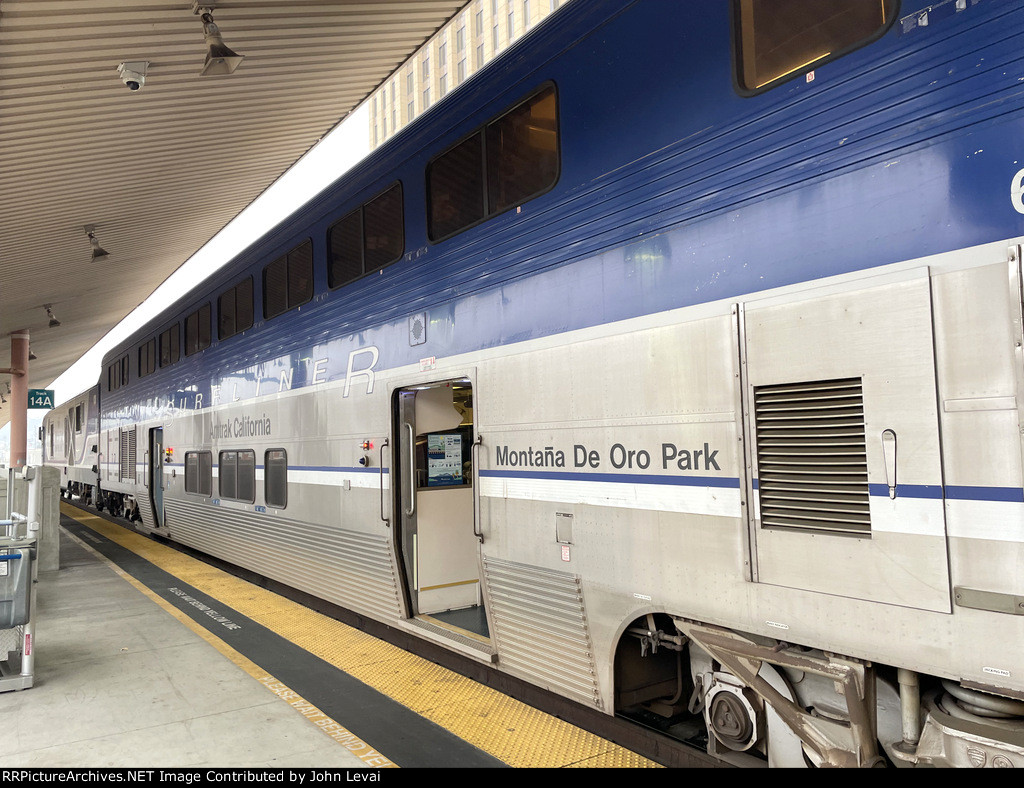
(0, 0), (467, 427)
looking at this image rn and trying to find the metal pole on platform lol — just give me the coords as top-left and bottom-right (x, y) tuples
(20, 468), (37, 679)
(7, 330), (30, 470)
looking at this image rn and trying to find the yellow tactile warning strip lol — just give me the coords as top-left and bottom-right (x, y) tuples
(60, 523), (397, 768)
(61, 503), (660, 768)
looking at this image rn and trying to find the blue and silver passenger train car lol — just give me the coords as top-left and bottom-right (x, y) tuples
(69, 0), (1024, 766)
(41, 385), (101, 506)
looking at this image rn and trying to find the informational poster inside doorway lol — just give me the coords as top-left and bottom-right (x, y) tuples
(427, 433), (462, 487)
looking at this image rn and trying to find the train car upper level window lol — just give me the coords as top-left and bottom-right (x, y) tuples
(160, 324), (180, 368)
(735, 0), (896, 92)
(108, 355), (129, 391)
(427, 84), (558, 241)
(138, 338), (156, 378)
(185, 304), (212, 356)
(264, 240), (314, 320)
(218, 277), (254, 340)
(429, 133), (485, 240)
(265, 449), (288, 509)
(487, 86), (558, 213)
(328, 184), (405, 289)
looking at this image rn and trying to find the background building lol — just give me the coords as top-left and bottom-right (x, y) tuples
(369, 0), (570, 148)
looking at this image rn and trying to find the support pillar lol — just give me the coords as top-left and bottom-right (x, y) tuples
(8, 331), (29, 470)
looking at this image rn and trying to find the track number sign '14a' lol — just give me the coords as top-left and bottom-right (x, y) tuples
(28, 389), (54, 409)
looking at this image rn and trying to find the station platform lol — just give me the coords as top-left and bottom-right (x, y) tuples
(0, 502), (659, 769)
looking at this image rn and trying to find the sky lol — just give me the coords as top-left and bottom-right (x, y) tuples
(0, 103), (369, 460)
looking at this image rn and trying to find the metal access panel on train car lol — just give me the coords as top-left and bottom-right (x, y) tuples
(738, 271), (952, 613)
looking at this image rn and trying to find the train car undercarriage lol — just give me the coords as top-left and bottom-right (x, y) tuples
(615, 614), (1024, 767)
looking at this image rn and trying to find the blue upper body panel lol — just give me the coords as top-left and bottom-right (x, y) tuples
(101, 0), (1024, 423)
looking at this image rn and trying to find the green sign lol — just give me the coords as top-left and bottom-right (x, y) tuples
(28, 389), (54, 409)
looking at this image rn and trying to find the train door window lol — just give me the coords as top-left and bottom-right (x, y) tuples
(218, 277), (254, 340)
(486, 85), (558, 213)
(428, 132), (484, 240)
(265, 449), (288, 509)
(185, 451), (213, 497)
(735, 0), (896, 92)
(328, 184), (404, 289)
(185, 304), (212, 356)
(74, 404), (83, 433)
(160, 324), (180, 367)
(263, 240), (314, 320)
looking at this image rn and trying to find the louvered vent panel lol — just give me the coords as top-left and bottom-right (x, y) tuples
(753, 378), (871, 535)
(119, 429), (130, 481)
(127, 428), (137, 484)
(483, 556), (602, 709)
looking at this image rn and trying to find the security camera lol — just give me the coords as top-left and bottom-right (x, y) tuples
(117, 61), (149, 91)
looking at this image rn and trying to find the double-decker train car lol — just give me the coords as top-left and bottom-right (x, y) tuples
(59, 0), (1024, 767)
(41, 385), (102, 507)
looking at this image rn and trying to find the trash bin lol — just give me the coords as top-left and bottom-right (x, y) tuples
(0, 538), (36, 691)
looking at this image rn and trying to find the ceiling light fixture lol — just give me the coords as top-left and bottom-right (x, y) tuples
(193, 3), (245, 76)
(85, 225), (109, 259)
(44, 304), (60, 328)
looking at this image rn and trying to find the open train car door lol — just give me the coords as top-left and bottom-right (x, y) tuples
(738, 271), (952, 613)
(393, 378), (490, 638)
(147, 427), (165, 528)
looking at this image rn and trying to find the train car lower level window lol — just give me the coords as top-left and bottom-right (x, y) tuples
(734, 0), (896, 92)
(185, 451), (213, 497)
(265, 449), (288, 509)
(219, 450), (256, 503)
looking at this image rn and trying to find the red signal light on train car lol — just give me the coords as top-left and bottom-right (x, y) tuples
(361, 440), (373, 451)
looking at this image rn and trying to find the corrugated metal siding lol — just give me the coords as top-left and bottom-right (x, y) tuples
(482, 556), (601, 709)
(165, 498), (404, 621)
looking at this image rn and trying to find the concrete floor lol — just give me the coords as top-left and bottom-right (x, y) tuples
(0, 530), (370, 768)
